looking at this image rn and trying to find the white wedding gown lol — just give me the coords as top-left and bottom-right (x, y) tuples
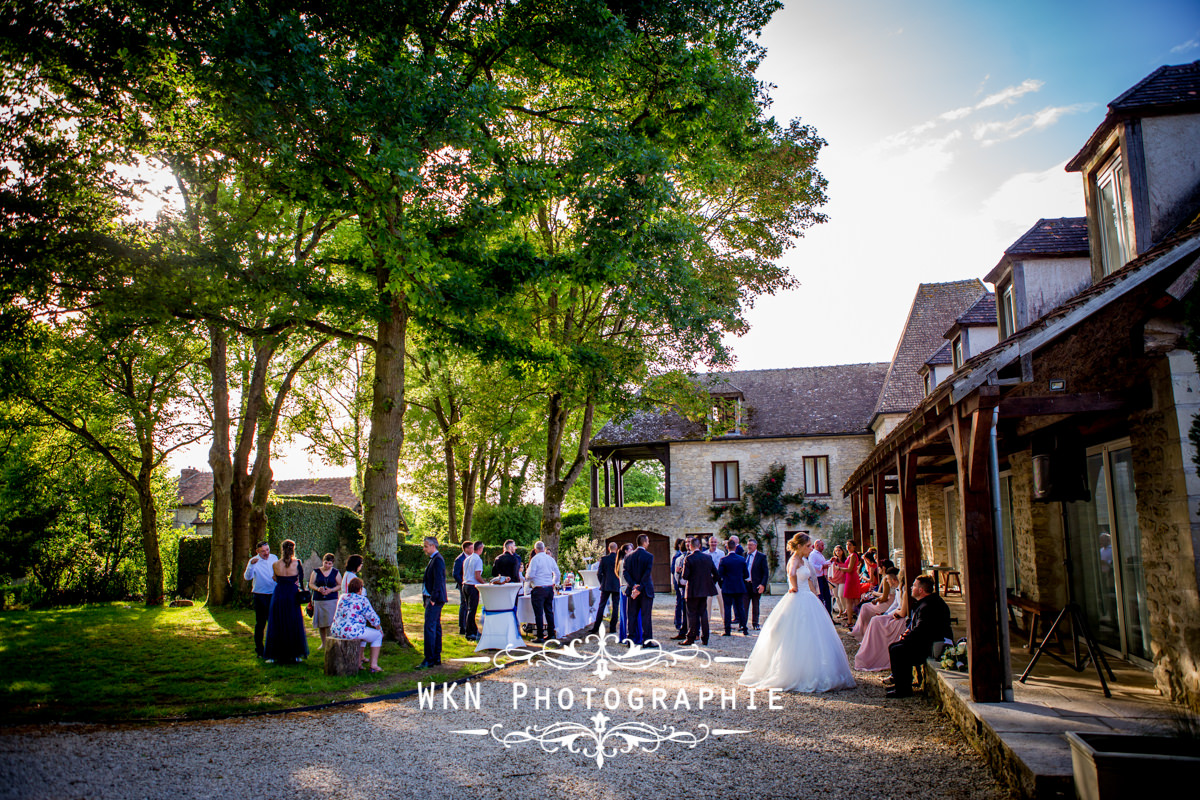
(739, 555), (856, 693)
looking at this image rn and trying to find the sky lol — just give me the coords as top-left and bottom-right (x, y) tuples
(169, 0), (1200, 480)
(726, 0), (1200, 371)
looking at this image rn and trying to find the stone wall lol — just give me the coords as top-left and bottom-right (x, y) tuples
(1129, 351), (1200, 710)
(1007, 451), (1067, 608)
(918, 484), (949, 566)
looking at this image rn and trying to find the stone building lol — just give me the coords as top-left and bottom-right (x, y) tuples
(844, 60), (1200, 709)
(588, 365), (888, 588)
(172, 467), (362, 536)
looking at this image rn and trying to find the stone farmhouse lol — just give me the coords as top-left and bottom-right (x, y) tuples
(845, 60), (1200, 708)
(173, 467), (362, 536)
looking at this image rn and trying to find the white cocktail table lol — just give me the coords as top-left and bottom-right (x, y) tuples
(475, 583), (523, 652)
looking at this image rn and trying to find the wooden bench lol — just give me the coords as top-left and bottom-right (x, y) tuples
(1006, 592), (1060, 651)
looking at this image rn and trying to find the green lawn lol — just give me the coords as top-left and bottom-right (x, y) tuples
(0, 601), (488, 723)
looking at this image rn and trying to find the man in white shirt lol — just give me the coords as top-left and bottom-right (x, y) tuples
(707, 536), (726, 628)
(810, 538), (833, 617)
(461, 542), (485, 641)
(526, 541), (561, 643)
(242, 541), (278, 658)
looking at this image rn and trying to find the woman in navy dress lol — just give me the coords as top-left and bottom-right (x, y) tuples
(264, 539), (309, 664)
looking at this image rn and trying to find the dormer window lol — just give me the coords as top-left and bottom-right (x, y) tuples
(952, 336), (964, 370)
(923, 371), (934, 397)
(708, 393), (744, 435)
(1096, 152), (1134, 276)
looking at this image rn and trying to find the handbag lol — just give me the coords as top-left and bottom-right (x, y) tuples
(297, 588), (312, 604)
(305, 601), (315, 618)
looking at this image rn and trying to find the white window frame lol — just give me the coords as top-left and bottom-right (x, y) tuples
(923, 370), (934, 397)
(803, 455), (830, 496)
(952, 336), (964, 370)
(1096, 152), (1134, 276)
(999, 282), (1017, 339)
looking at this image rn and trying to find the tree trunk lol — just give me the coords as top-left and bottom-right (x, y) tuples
(444, 435), (458, 542)
(324, 637), (362, 675)
(540, 393), (595, 556)
(206, 325), (234, 605)
(361, 288), (412, 647)
(230, 338), (276, 603)
(137, 469), (164, 605)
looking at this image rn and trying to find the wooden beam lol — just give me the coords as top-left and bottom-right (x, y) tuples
(953, 411), (1004, 703)
(850, 488), (863, 547)
(874, 470), (889, 556)
(662, 447), (672, 507)
(858, 486), (872, 549)
(896, 451), (922, 593)
(603, 459), (611, 507)
(590, 463), (599, 508)
(998, 391), (1138, 418)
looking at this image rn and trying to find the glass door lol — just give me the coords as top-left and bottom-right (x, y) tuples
(1063, 439), (1149, 662)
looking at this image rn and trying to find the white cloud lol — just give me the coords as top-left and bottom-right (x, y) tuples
(1170, 38), (1198, 54)
(939, 106), (973, 121)
(980, 159), (1083, 236)
(976, 78), (1044, 109)
(972, 103), (1093, 145)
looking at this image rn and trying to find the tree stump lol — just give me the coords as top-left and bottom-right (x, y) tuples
(324, 637), (361, 676)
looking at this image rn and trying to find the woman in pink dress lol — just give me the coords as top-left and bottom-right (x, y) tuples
(842, 541), (864, 626)
(852, 567), (899, 639)
(828, 545), (848, 621)
(854, 589), (908, 671)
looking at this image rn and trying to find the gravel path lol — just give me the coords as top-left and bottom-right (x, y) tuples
(0, 595), (1003, 800)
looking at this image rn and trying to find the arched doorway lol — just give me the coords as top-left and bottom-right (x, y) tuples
(605, 530), (671, 592)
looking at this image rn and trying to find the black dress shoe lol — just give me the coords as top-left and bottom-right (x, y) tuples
(721, 632), (731, 637)
(415, 661), (433, 669)
(681, 638), (696, 646)
(641, 642), (660, 648)
(701, 638), (709, 646)
(885, 688), (913, 698)
(740, 628), (750, 635)
(532, 637), (546, 644)
(670, 634), (687, 640)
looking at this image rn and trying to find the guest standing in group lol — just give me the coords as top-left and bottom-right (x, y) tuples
(492, 539), (523, 584)
(843, 541), (864, 626)
(671, 539), (688, 633)
(680, 536), (720, 646)
(590, 542), (621, 636)
(728, 535), (745, 556)
(243, 540), (278, 658)
(623, 534), (656, 647)
(418, 536), (446, 669)
(461, 541), (484, 642)
(527, 541), (561, 644)
(330, 577), (384, 673)
(886, 575), (952, 697)
(453, 541), (470, 635)
(264, 539), (309, 664)
(809, 538), (833, 617)
(829, 544), (848, 621)
(308, 552), (340, 649)
(615, 543), (635, 642)
(744, 538), (769, 630)
(706, 536), (727, 630)
(341, 554), (364, 594)
(718, 545), (749, 636)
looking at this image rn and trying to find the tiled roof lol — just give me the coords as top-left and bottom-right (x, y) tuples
(592, 363), (890, 447)
(1069, 61), (1200, 171)
(924, 342), (953, 367)
(1110, 60), (1200, 113)
(986, 218), (1089, 283)
(954, 293), (997, 327)
(174, 470), (361, 512)
(871, 279), (989, 418)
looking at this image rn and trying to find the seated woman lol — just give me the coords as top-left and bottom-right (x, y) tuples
(852, 567), (899, 640)
(854, 587), (908, 671)
(330, 577), (384, 673)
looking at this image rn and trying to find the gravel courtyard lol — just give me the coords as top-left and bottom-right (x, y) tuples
(0, 595), (1004, 800)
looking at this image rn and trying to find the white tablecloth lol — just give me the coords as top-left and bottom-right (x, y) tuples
(517, 586), (599, 636)
(475, 583), (523, 652)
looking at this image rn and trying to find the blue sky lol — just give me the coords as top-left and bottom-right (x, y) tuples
(729, 0), (1200, 370)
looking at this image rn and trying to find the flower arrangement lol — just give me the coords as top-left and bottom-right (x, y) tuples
(940, 638), (968, 672)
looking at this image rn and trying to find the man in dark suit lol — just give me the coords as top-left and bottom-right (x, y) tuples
(671, 539), (687, 632)
(454, 541), (471, 635)
(679, 536), (720, 646)
(419, 537), (448, 668)
(590, 541), (621, 635)
(623, 534), (656, 646)
(743, 538), (769, 630)
(886, 575), (952, 697)
(492, 539), (523, 584)
(718, 548), (749, 636)
(728, 535), (746, 557)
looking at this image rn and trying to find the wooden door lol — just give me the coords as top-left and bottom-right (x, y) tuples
(605, 531), (672, 592)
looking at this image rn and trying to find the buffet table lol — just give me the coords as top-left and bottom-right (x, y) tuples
(516, 586), (599, 639)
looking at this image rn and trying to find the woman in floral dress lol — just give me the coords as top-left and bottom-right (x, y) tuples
(330, 577), (384, 673)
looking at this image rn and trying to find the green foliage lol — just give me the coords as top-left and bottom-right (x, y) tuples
(470, 503), (543, 547)
(395, 543), (429, 583)
(562, 511), (589, 530)
(559, 536), (604, 576)
(263, 499), (361, 566)
(824, 519), (854, 552)
(561, 524), (593, 549)
(175, 536), (211, 600)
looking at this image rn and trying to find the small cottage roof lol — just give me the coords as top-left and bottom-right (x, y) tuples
(986, 218), (1090, 283)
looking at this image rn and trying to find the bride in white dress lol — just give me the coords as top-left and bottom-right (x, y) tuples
(739, 532), (856, 693)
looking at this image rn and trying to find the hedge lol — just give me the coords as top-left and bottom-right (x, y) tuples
(265, 498), (362, 569)
(470, 503), (542, 546)
(175, 535), (211, 599)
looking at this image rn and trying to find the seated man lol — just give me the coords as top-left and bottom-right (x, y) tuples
(886, 575), (951, 698)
